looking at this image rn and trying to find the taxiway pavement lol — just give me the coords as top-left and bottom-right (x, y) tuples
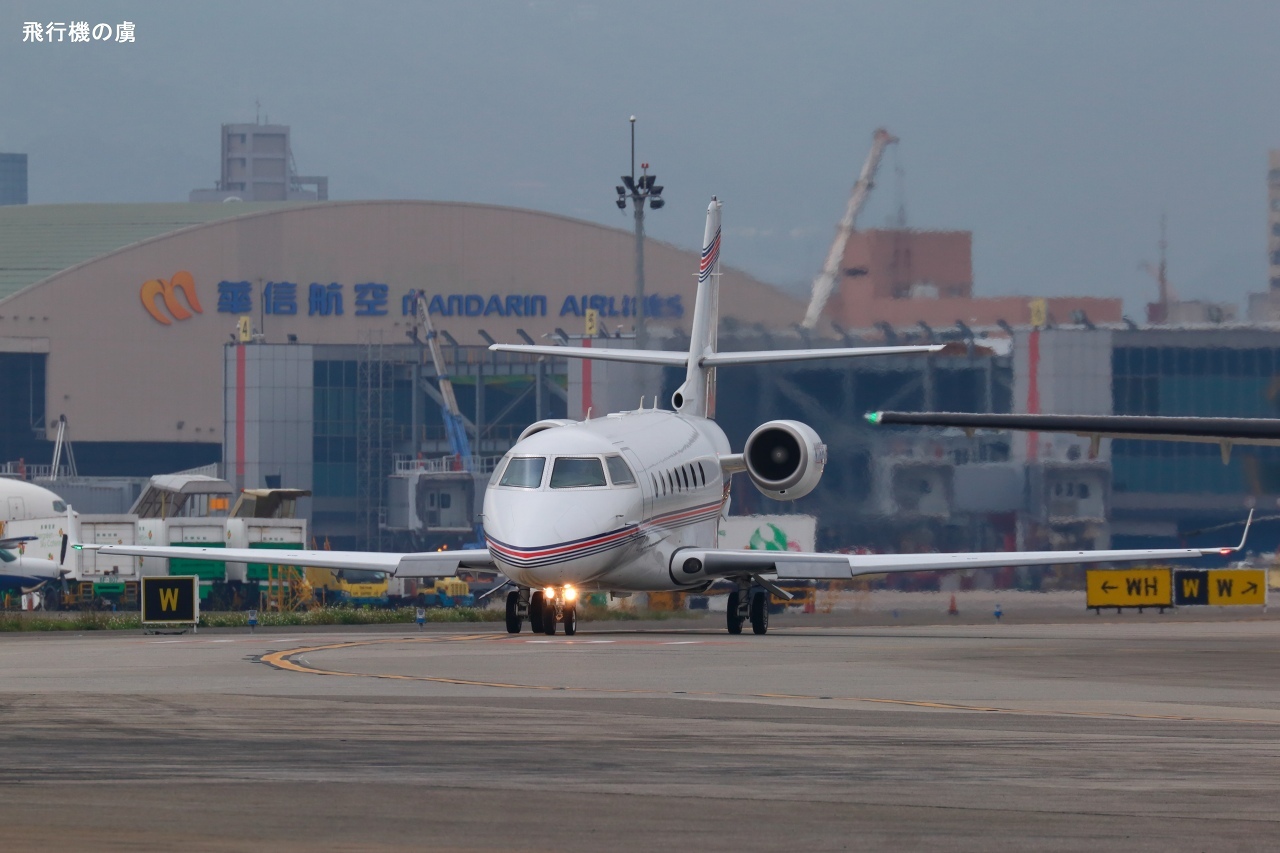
(3, 614), (1279, 851)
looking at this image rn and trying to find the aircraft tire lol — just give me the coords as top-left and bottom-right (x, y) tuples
(542, 600), (557, 635)
(750, 590), (769, 635)
(726, 589), (744, 635)
(563, 605), (577, 636)
(529, 591), (545, 633)
(505, 590), (523, 634)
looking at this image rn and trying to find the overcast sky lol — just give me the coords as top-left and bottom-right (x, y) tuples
(5, 1), (1280, 314)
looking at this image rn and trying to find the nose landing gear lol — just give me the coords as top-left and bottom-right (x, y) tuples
(507, 587), (579, 636)
(541, 597), (578, 635)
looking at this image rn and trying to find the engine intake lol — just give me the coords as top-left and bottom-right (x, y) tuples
(743, 420), (826, 501)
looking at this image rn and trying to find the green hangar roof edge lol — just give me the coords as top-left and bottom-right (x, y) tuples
(0, 200), (793, 306)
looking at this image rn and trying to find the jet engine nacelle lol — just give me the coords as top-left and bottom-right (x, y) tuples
(743, 420), (827, 501)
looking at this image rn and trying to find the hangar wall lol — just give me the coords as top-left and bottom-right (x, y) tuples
(0, 201), (804, 449)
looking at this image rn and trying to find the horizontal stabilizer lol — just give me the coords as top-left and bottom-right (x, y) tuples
(489, 343), (943, 369)
(489, 344), (688, 367)
(702, 344), (943, 366)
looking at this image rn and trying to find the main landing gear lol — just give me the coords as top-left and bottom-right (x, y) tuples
(726, 579), (769, 635)
(505, 587), (577, 636)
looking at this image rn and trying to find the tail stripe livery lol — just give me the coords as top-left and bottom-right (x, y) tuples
(699, 226), (721, 283)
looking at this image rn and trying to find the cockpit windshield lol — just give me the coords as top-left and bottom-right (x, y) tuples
(550, 457), (607, 488)
(605, 456), (636, 486)
(499, 457), (546, 488)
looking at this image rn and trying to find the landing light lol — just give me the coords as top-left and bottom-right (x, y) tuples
(545, 587), (557, 600)
(564, 586), (577, 602)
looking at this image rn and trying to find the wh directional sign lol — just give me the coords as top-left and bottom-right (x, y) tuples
(141, 575), (199, 624)
(1174, 569), (1266, 606)
(1086, 567), (1172, 609)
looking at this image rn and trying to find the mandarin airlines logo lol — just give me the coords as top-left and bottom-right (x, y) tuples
(141, 271), (204, 325)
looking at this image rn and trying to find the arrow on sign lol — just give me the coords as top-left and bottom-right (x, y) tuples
(1244, 582), (1259, 595)
(1101, 581), (1116, 592)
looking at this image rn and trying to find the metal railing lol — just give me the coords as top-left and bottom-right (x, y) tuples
(0, 461), (70, 480)
(391, 454), (504, 476)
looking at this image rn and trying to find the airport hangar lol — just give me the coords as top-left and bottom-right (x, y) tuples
(0, 200), (810, 548)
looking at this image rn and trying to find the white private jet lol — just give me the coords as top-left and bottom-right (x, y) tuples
(80, 199), (1251, 635)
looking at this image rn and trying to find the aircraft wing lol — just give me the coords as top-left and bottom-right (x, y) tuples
(0, 535), (38, 550)
(865, 410), (1280, 446)
(679, 514), (1250, 580)
(80, 544), (498, 579)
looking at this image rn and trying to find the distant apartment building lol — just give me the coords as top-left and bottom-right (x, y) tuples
(1246, 150), (1280, 321)
(189, 124), (327, 203)
(0, 154), (28, 205)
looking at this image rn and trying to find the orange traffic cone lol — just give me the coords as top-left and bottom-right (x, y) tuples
(948, 593), (958, 616)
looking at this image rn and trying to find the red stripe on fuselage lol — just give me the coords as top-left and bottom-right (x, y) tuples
(488, 500), (724, 561)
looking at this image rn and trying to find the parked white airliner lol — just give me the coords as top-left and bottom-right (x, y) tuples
(82, 199), (1249, 635)
(0, 478), (74, 592)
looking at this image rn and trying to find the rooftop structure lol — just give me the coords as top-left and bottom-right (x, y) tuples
(822, 229), (1123, 332)
(189, 123), (328, 203)
(0, 154), (27, 206)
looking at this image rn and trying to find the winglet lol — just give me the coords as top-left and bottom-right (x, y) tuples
(1216, 509), (1254, 556)
(1237, 508), (1255, 553)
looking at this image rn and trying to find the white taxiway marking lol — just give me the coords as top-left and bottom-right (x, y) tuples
(525, 640), (615, 644)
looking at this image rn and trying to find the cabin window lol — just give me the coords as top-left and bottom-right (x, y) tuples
(696, 462), (705, 486)
(606, 456), (636, 486)
(499, 457), (546, 488)
(679, 467), (690, 490)
(550, 457), (607, 488)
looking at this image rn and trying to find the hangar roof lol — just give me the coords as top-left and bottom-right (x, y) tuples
(0, 202), (299, 299)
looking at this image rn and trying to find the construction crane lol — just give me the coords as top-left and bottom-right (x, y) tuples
(1143, 214), (1176, 324)
(801, 127), (898, 329)
(410, 291), (473, 467)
